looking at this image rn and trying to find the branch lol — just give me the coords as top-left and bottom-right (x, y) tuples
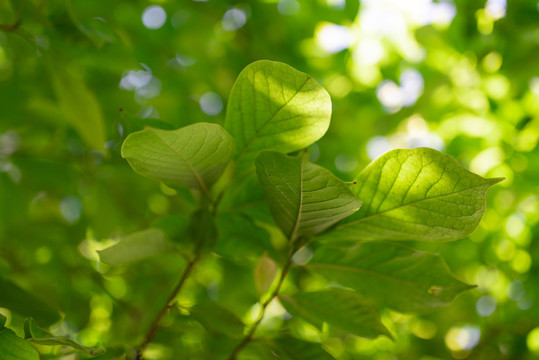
(135, 254), (201, 359)
(226, 256), (293, 360)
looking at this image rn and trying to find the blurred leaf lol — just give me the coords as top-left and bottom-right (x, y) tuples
(0, 327), (39, 360)
(328, 148), (503, 242)
(0, 278), (59, 326)
(24, 317), (104, 355)
(254, 253), (278, 295)
(225, 60), (331, 172)
(98, 229), (171, 265)
(270, 337), (335, 360)
(189, 300), (245, 339)
(186, 209), (218, 255)
(256, 151), (362, 241)
(307, 242), (474, 313)
(0, 314), (5, 329)
(49, 61), (106, 150)
(121, 123), (236, 197)
(280, 288), (391, 339)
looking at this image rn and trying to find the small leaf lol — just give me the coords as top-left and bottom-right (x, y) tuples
(49, 62), (106, 150)
(307, 242), (474, 313)
(189, 300), (245, 339)
(271, 337), (335, 360)
(121, 123), (236, 197)
(24, 318), (104, 355)
(328, 147), (502, 242)
(280, 288), (391, 339)
(0, 278), (59, 326)
(256, 151), (362, 242)
(0, 328), (39, 360)
(225, 60), (331, 172)
(254, 253), (278, 295)
(98, 229), (170, 265)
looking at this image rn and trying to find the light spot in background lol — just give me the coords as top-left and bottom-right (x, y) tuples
(35, 246), (52, 264)
(411, 319), (437, 339)
(507, 280), (525, 301)
(400, 69), (424, 106)
(120, 68), (162, 99)
(327, 0), (345, 10)
(485, 0), (507, 19)
(199, 92), (223, 116)
(292, 246), (313, 266)
(476, 295), (497, 317)
(482, 51), (503, 73)
(278, 0), (300, 15)
(142, 5), (167, 29)
(366, 136), (392, 160)
(0, 130), (19, 157)
(222, 8), (247, 31)
(137, 105), (160, 119)
(335, 153), (358, 173)
(148, 194), (169, 215)
(511, 250), (531, 273)
(376, 80), (403, 112)
(527, 327), (539, 353)
(505, 213), (525, 238)
(316, 23), (352, 53)
(530, 77), (539, 96)
(308, 143), (320, 162)
(445, 325), (481, 351)
(176, 54), (196, 67)
(354, 38), (384, 66)
(470, 147), (504, 176)
(60, 196), (83, 223)
(207, 280), (219, 301)
(426, 0), (457, 26)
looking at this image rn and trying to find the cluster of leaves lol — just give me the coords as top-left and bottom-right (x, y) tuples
(89, 61), (498, 359)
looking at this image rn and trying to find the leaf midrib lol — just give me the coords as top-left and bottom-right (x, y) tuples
(235, 76), (312, 164)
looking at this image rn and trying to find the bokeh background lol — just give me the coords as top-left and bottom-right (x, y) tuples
(1, 0), (538, 359)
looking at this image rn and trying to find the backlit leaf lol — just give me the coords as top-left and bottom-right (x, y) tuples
(98, 229), (171, 265)
(328, 148), (502, 242)
(225, 60), (331, 172)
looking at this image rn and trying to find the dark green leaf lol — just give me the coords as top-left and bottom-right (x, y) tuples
(225, 60), (331, 172)
(0, 328), (39, 360)
(328, 148), (502, 242)
(307, 242), (474, 313)
(121, 123), (236, 196)
(24, 318), (104, 355)
(256, 151), (362, 241)
(271, 337), (335, 360)
(189, 300), (245, 339)
(280, 288), (391, 339)
(98, 229), (171, 265)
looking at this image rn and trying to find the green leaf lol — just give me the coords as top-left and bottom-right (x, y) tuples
(189, 300), (245, 339)
(225, 60), (331, 172)
(98, 229), (171, 265)
(0, 328), (39, 360)
(280, 288), (391, 339)
(254, 253), (278, 295)
(121, 123), (236, 197)
(328, 148), (502, 242)
(0, 314), (6, 329)
(0, 278), (59, 326)
(271, 337), (335, 360)
(186, 209), (218, 255)
(49, 61), (106, 150)
(24, 318), (104, 355)
(307, 242), (474, 313)
(255, 151), (362, 242)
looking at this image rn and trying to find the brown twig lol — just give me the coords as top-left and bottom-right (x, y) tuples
(135, 254), (201, 359)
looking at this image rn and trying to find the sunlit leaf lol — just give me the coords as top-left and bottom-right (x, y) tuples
(280, 288), (391, 339)
(98, 229), (171, 265)
(24, 318), (104, 355)
(0, 327), (39, 360)
(307, 242), (474, 313)
(121, 123), (236, 197)
(225, 60), (331, 172)
(327, 148), (502, 242)
(256, 151), (361, 242)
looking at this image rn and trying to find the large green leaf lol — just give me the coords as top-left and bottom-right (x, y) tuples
(255, 151), (361, 242)
(280, 288), (391, 339)
(0, 327), (39, 360)
(98, 229), (171, 265)
(307, 242), (474, 313)
(49, 61), (106, 150)
(327, 148), (502, 242)
(121, 123), (236, 197)
(24, 318), (104, 355)
(225, 60), (331, 172)
(0, 278), (59, 326)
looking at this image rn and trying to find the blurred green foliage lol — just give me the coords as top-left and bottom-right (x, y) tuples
(0, 0), (538, 359)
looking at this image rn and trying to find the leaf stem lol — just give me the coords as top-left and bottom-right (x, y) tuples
(135, 254), (201, 359)
(226, 255), (293, 360)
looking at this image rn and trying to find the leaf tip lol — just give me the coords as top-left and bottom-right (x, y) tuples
(487, 177), (505, 186)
